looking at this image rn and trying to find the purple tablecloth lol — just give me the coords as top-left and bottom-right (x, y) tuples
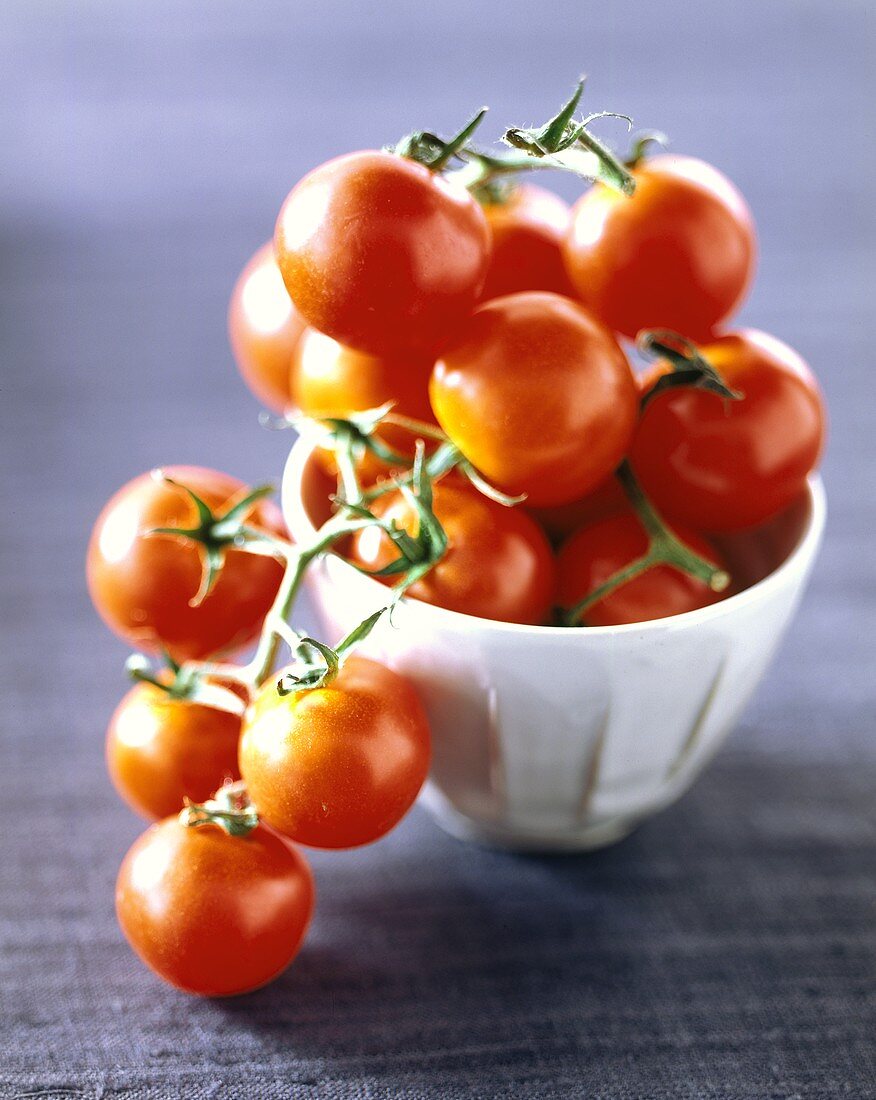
(1, 2), (873, 1096)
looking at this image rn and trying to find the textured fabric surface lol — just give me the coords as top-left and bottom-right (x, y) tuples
(1, 2), (874, 1098)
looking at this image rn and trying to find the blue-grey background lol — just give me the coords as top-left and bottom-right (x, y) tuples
(1, 2), (874, 1097)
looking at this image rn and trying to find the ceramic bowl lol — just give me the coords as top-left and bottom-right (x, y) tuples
(282, 438), (826, 851)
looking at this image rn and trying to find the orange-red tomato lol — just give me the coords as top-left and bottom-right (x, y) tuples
(106, 682), (242, 820)
(239, 657), (431, 849)
(429, 292), (638, 507)
(291, 327), (436, 479)
(632, 330), (826, 532)
(564, 155), (756, 342)
(87, 467), (285, 662)
(228, 242), (307, 412)
(275, 151), (490, 356)
(350, 480), (556, 624)
(479, 184), (574, 301)
(116, 817), (313, 996)
(527, 475), (628, 544)
(557, 510), (727, 626)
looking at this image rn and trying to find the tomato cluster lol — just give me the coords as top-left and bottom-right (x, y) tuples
(228, 96), (824, 629)
(89, 83), (827, 998)
(88, 465), (431, 995)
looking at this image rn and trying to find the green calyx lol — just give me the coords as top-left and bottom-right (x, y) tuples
(295, 403), (411, 507)
(638, 330), (743, 410)
(450, 147), (545, 205)
(560, 461), (731, 627)
(391, 107), (489, 172)
(148, 473), (284, 606)
(125, 652), (246, 716)
(180, 781), (259, 837)
(276, 608), (388, 695)
(623, 129), (668, 170)
(390, 79), (639, 198)
(503, 78), (636, 196)
(347, 441), (449, 599)
(151, 406), (528, 710)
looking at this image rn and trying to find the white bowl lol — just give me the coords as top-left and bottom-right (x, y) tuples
(282, 439), (826, 851)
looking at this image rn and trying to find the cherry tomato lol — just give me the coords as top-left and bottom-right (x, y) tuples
(106, 681), (242, 820)
(116, 817), (313, 996)
(479, 184), (574, 301)
(557, 510), (727, 626)
(239, 657), (431, 849)
(631, 330), (826, 532)
(564, 155), (756, 342)
(274, 151), (490, 356)
(228, 242), (307, 413)
(527, 474), (627, 544)
(87, 467), (286, 662)
(429, 292), (638, 507)
(350, 480), (556, 624)
(291, 327), (436, 480)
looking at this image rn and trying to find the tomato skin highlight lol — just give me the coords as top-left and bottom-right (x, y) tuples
(557, 510), (727, 626)
(228, 242), (307, 413)
(564, 155), (756, 342)
(106, 682), (242, 821)
(115, 818), (314, 996)
(274, 151), (490, 356)
(87, 467), (286, 663)
(479, 184), (574, 301)
(631, 329), (826, 532)
(290, 327), (437, 480)
(429, 292), (639, 508)
(350, 480), (556, 625)
(239, 657), (431, 850)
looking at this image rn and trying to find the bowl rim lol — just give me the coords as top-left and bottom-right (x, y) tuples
(282, 436), (826, 639)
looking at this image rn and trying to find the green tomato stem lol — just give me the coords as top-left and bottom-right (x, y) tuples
(561, 461), (730, 626)
(560, 552), (655, 625)
(381, 412), (449, 442)
(334, 435), (366, 506)
(244, 514), (379, 687)
(179, 781), (259, 836)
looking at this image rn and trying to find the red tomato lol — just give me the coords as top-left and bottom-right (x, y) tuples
(350, 480), (556, 624)
(291, 327), (436, 480)
(564, 155), (756, 342)
(116, 817), (313, 996)
(479, 184), (574, 300)
(557, 510), (727, 626)
(275, 151), (490, 356)
(106, 681), (242, 820)
(239, 657), (431, 849)
(632, 330), (826, 532)
(429, 292), (638, 507)
(228, 242), (307, 413)
(527, 474), (627, 544)
(87, 467), (285, 662)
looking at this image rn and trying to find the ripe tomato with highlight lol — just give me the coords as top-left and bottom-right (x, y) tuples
(106, 681), (242, 821)
(631, 330), (826, 532)
(87, 467), (286, 662)
(564, 155), (756, 342)
(116, 817), (313, 996)
(228, 242), (307, 413)
(239, 656), (431, 849)
(429, 292), (638, 508)
(275, 151), (490, 356)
